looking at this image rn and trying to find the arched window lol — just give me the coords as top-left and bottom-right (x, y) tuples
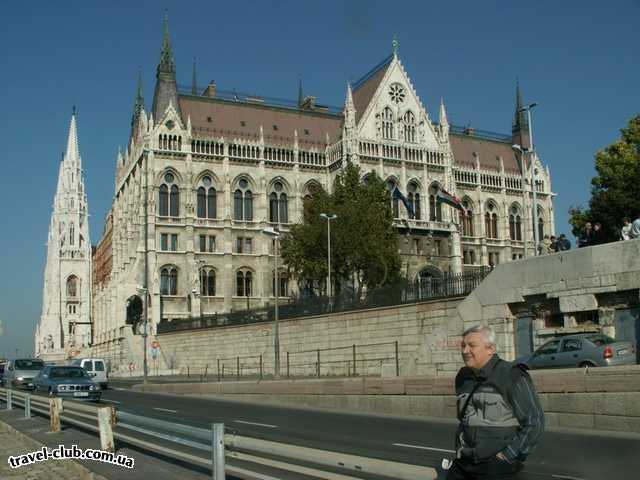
(159, 184), (169, 216)
(170, 185), (179, 217)
(233, 178), (253, 221)
(159, 172), (179, 217)
(407, 182), (421, 219)
(382, 107), (394, 140)
(509, 205), (522, 241)
(66, 275), (78, 298)
(200, 267), (216, 296)
(429, 185), (443, 221)
(485, 203), (499, 239)
(196, 175), (216, 219)
(461, 200), (474, 236)
(537, 206), (545, 240)
(160, 266), (178, 295)
(269, 181), (289, 223)
(236, 270), (252, 297)
(272, 270), (289, 297)
(69, 222), (75, 246)
(386, 179), (400, 218)
(403, 111), (416, 143)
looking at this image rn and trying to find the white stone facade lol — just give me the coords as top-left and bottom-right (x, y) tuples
(86, 23), (555, 371)
(36, 113), (92, 361)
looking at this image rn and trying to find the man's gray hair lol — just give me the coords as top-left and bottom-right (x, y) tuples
(462, 325), (497, 347)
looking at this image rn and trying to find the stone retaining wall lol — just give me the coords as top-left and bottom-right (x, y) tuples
(135, 365), (640, 434)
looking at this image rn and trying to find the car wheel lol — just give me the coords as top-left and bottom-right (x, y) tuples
(579, 361), (595, 368)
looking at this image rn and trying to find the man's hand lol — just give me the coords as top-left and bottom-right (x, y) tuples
(496, 451), (510, 463)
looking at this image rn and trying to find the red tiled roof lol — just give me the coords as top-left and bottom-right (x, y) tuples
(179, 96), (343, 148)
(450, 134), (522, 174)
(352, 59), (392, 125)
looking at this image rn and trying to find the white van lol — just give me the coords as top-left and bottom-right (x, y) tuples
(70, 358), (108, 389)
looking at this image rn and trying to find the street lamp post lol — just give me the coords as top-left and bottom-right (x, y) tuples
(262, 226), (281, 377)
(513, 102), (539, 257)
(320, 213), (337, 297)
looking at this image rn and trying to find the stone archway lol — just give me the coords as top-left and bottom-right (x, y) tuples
(416, 266), (443, 300)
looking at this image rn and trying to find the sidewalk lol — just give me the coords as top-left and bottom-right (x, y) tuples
(0, 410), (208, 480)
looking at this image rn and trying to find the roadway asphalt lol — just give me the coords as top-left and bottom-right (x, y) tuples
(100, 380), (640, 480)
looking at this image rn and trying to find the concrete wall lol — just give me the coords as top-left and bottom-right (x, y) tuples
(135, 365), (640, 434)
(452, 239), (640, 358)
(154, 298), (464, 378)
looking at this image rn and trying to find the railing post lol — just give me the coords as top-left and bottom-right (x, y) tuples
(217, 359), (221, 382)
(25, 393), (31, 418)
(49, 398), (62, 433)
(236, 357), (240, 381)
(317, 349), (321, 378)
(286, 352), (290, 379)
(259, 355), (263, 380)
(203, 364), (208, 382)
(352, 344), (356, 377)
(211, 423), (225, 480)
(98, 406), (116, 453)
(395, 341), (399, 377)
(6, 390), (12, 410)
(187, 366), (190, 378)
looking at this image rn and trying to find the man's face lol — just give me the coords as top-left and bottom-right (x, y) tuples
(461, 332), (496, 370)
(585, 222), (592, 230)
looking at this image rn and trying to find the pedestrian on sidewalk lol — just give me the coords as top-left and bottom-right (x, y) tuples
(446, 325), (545, 480)
(577, 222), (593, 248)
(620, 218), (632, 240)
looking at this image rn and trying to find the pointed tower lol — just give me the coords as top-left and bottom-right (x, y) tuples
(439, 98), (449, 142)
(36, 111), (92, 361)
(511, 79), (530, 151)
(343, 83), (358, 161)
(152, 13), (182, 123)
(130, 69), (145, 141)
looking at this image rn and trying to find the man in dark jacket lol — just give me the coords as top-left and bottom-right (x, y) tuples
(447, 325), (545, 479)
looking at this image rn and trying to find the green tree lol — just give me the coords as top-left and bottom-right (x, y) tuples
(280, 162), (401, 295)
(569, 115), (640, 240)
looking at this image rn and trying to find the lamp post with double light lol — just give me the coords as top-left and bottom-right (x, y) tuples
(262, 226), (281, 377)
(320, 213), (337, 297)
(513, 102), (539, 257)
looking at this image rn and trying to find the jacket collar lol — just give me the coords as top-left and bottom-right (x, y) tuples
(475, 354), (500, 379)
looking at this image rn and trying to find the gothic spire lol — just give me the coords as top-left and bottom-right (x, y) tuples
(192, 58), (198, 95)
(343, 82), (356, 131)
(513, 78), (528, 130)
(439, 98), (449, 127)
(158, 12), (176, 75)
(65, 109), (81, 170)
(152, 13), (182, 122)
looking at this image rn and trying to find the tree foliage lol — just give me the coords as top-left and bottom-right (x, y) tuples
(569, 115), (640, 240)
(280, 162), (401, 294)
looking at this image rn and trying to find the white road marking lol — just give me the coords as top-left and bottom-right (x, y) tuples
(153, 407), (178, 413)
(393, 443), (455, 454)
(100, 399), (122, 404)
(234, 420), (278, 429)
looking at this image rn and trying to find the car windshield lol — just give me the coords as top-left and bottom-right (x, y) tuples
(15, 359), (44, 370)
(586, 335), (617, 347)
(49, 367), (88, 379)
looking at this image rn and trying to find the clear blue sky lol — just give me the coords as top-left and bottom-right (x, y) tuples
(1, 1), (638, 357)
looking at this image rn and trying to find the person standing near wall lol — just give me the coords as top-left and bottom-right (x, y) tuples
(446, 325), (545, 480)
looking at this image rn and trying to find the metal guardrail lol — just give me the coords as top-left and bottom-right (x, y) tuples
(0, 387), (438, 479)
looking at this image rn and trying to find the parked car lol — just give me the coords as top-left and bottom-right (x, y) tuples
(1, 358), (45, 390)
(516, 333), (637, 369)
(0, 362), (6, 382)
(69, 358), (108, 389)
(33, 366), (101, 401)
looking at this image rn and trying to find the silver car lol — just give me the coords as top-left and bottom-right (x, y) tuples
(517, 333), (637, 369)
(2, 358), (45, 390)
